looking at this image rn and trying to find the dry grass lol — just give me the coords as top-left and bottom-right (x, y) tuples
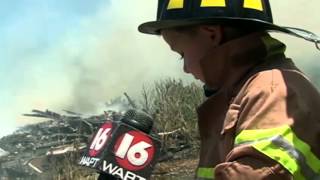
(141, 78), (204, 150)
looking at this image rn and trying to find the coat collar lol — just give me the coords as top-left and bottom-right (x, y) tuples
(200, 32), (286, 98)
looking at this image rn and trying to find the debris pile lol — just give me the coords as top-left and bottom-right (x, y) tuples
(0, 95), (198, 179)
(0, 108), (124, 179)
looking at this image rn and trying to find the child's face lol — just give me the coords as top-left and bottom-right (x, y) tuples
(161, 26), (219, 82)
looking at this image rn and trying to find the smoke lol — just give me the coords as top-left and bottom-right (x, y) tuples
(61, 0), (191, 113)
(11, 0), (191, 127)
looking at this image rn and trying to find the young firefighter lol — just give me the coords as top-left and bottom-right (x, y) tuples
(138, 0), (320, 179)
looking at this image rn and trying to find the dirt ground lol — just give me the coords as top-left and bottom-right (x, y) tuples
(151, 158), (199, 180)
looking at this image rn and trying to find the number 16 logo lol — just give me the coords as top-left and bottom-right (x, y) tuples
(89, 122), (113, 157)
(114, 130), (155, 171)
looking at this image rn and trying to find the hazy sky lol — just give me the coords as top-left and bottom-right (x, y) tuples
(0, 0), (319, 137)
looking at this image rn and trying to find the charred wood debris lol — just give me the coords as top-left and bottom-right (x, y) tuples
(0, 95), (196, 179)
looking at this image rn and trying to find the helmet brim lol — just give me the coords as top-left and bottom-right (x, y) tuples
(138, 17), (292, 35)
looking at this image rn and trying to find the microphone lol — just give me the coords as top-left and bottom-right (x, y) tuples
(79, 109), (161, 180)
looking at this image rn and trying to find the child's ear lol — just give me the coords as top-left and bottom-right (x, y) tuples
(199, 25), (223, 46)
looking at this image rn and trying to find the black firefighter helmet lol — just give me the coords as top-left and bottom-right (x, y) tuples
(138, 0), (319, 49)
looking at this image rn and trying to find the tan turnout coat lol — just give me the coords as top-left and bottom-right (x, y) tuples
(196, 33), (320, 180)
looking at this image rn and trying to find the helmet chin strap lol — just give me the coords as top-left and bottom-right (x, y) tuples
(282, 27), (320, 51)
(316, 41), (320, 50)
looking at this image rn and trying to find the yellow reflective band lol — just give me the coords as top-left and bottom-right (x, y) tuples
(167, 0), (184, 9)
(235, 126), (320, 179)
(243, 0), (263, 11)
(252, 139), (305, 179)
(197, 167), (215, 179)
(201, 0), (226, 7)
